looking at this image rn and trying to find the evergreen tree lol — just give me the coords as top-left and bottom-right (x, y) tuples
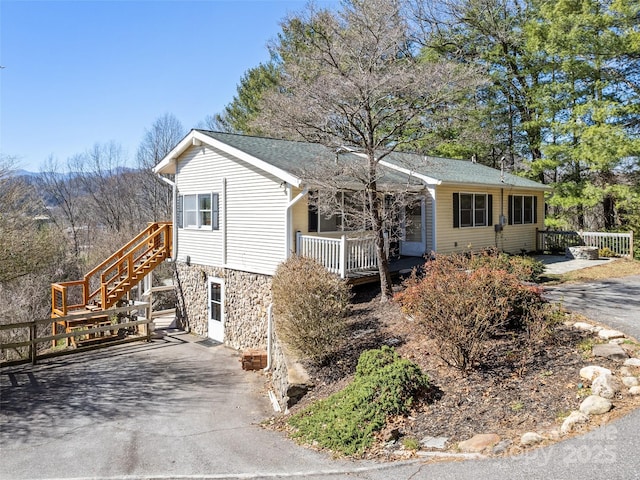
(526, 0), (640, 231)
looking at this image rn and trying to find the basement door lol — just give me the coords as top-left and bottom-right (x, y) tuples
(400, 198), (426, 256)
(207, 277), (225, 343)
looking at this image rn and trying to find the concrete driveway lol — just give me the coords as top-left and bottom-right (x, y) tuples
(2, 273), (640, 480)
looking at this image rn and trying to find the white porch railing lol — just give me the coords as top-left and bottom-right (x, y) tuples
(537, 229), (634, 257)
(579, 231), (634, 257)
(296, 232), (379, 278)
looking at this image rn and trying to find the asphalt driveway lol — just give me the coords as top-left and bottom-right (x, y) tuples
(2, 275), (640, 480)
(544, 274), (640, 339)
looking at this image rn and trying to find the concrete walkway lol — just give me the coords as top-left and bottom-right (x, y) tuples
(535, 254), (616, 275)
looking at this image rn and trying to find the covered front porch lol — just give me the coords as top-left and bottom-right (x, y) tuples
(295, 231), (425, 284)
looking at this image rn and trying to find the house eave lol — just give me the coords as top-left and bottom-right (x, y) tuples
(153, 130), (303, 188)
(438, 180), (552, 191)
(379, 159), (441, 186)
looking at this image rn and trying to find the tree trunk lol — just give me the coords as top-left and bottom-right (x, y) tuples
(603, 193), (616, 231)
(368, 179), (393, 301)
(376, 225), (393, 301)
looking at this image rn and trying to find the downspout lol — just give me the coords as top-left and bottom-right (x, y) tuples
(267, 185), (307, 375)
(428, 185), (437, 253)
(158, 175), (177, 261)
(222, 178), (227, 265)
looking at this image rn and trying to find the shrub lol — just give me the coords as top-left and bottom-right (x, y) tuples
(516, 302), (563, 374)
(395, 254), (547, 373)
(468, 248), (545, 282)
(288, 346), (429, 456)
(272, 255), (351, 362)
(598, 247), (618, 258)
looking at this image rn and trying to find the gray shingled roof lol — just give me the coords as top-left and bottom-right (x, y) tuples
(383, 151), (547, 189)
(197, 130), (547, 190)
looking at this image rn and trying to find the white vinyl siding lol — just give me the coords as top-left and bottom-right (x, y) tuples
(176, 145), (288, 274)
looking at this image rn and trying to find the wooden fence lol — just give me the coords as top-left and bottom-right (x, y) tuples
(0, 302), (151, 367)
(537, 230), (634, 257)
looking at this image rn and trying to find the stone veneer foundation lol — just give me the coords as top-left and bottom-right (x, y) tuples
(174, 262), (272, 350)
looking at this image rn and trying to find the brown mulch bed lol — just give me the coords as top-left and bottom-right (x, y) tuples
(281, 283), (640, 459)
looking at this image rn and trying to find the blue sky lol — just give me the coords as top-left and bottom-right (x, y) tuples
(1, 0), (335, 172)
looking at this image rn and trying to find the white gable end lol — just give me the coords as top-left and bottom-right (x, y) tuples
(175, 144), (289, 275)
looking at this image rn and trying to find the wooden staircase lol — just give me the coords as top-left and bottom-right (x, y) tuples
(51, 222), (172, 320)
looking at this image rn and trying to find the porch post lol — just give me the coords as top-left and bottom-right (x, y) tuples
(339, 235), (347, 278)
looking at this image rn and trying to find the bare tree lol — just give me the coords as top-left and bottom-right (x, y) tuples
(40, 155), (88, 259)
(69, 141), (139, 234)
(254, 0), (482, 299)
(0, 155), (62, 284)
(136, 113), (186, 221)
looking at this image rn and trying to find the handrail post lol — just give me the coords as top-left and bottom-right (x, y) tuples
(339, 235), (347, 278)
(30, 321), (37, 365)
(83, 278), (89, 305)
(296, 232), (302, 255)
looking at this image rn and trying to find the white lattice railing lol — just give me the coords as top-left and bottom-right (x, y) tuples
(296, 232), (379, 278)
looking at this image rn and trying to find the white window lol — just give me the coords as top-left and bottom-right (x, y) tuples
(178, 193), (219, 229)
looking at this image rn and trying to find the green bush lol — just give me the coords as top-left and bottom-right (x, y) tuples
(598, 247), (618, 258)
(272, 255), (351, 362)
(396, 254), (548, 373)
(288, 346), (429, 456)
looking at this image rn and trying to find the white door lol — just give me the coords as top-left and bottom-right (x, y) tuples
(400, 198), (426, 256)
(207, 277), (224, 343)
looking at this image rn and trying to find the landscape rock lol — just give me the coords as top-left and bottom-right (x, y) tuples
(609, 338), (625, 345)
(386, 428), (401, 442)
(624, 358), (640, 367)
(620, 367), (634, 377)
(579, 395), (613, 415)
(458, 433), (501, 453)
(492, 439), (513, 455)
(420, 436), (448, 450)
(622, 377), (639, 387)
(591, 373), (619, 399)
(566, 246), (599, 260)
(520, 432), (544, 446)
(592, 343), (628, 361)
(630, 386), (640, 396)
(598, 329), (626, 340)
(573, 322), (596, 332)
(561, 411), (589, 435)
(580, 365), (612, 381)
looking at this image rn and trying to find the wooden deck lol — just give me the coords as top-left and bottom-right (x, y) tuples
(346, 256), (427, 285)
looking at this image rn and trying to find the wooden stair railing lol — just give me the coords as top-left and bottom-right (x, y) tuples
(51, 222), (172, 317)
